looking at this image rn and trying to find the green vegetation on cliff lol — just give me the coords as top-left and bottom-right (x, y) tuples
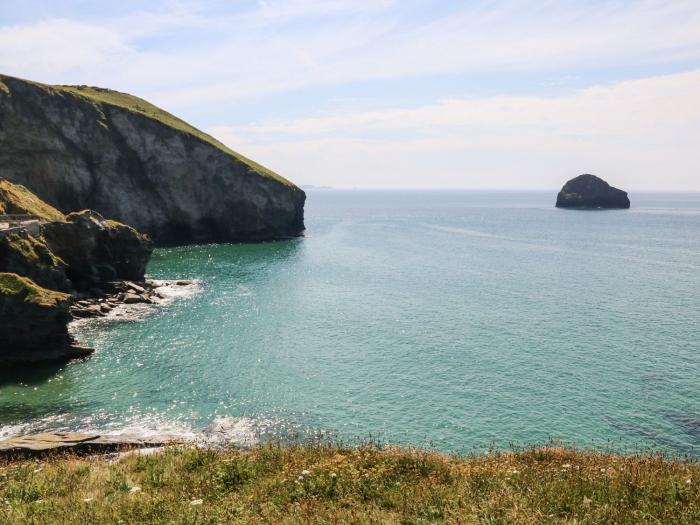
(0, 444), (698, 524)
(0, 272), (69, 306)
(0, 75), (291, 187)
(1, 233), (64, 267)
(53, 84), (293, 187)
(0, 179), (65, 222)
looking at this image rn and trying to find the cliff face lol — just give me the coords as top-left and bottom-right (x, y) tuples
(0, 181), (153, 364)
(556, 174), (630, 209)
(42, 210), (153, 291)
(0, 273), (91, 364)
(0, 74), (306, 244)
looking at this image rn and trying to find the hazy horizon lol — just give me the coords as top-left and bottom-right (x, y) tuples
(2, 1), (699, 191)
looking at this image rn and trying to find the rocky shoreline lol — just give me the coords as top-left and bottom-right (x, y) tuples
(0, 432), (185, 458)
(69, 279), (195, 320)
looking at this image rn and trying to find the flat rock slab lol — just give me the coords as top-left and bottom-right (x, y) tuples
(0, 432), (184, 457)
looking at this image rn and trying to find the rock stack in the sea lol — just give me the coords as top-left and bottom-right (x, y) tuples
(0, 180), (154, 365)
(0, 73), (305, 244)
(556, 174), (630, 209)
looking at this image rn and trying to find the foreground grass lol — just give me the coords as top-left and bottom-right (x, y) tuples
(0, 444), (698, 524)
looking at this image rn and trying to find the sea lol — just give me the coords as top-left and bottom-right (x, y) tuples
(1, 190), (699, 455)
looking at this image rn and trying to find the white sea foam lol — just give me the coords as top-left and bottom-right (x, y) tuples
(201, 416), (258, 447)
(0, 413), (258, 448)
(69, 279), (203, 329)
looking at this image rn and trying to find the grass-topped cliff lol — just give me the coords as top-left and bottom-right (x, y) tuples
(0, 181), (153, 364)
(0, 73), (305, 243)
(0, 272), (68, 306)
(0, 444), (698, 524)
(53, 84), (292, 187)
(0, 272), (82, 363)
(0, 180), (65, 222)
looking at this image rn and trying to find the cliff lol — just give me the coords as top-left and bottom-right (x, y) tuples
(42, 210), (153, 291)
(0, 74), (305, 244)
(0, 180), (153, 364)
(0, 273), (91, 364)
(556, 174), (630, 209)
(0, 181), (153, 293)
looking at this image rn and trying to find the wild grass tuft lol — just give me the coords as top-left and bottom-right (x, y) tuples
(0, 443), (698, 524)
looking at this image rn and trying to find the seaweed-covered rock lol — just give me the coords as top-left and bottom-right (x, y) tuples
(0, 273), (91, 364)
(556, 174), (630, 209)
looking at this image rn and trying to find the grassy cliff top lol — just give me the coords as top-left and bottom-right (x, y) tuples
(0, 272), (69, 306)
(0, 74), (295, 187)
(0, 444), (698, 524)
(55, 84), (294, 188)
(0, 180), (65, 222)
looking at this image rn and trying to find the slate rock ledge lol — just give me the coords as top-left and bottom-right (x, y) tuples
(556, 174), (630, 209)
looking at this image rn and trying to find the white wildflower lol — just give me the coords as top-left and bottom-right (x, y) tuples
(301, 470), (310, 476)
(686, 479), (692, 485)
(129, 486), (141, 494)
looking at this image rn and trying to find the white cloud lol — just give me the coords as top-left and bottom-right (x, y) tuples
(0, 19), (132, 78)
(2, 1), (699, 189)
(209, 70), (700, 190)
(2, 1), (700, 108)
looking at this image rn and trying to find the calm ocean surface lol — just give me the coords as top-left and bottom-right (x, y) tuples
(1, 190), (699, 454)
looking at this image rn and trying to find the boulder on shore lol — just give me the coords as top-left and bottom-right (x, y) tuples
(556, 174), (630, 209)
(0, 273), (92, 365)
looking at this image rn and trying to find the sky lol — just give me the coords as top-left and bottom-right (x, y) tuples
(1, 0), (699, 190)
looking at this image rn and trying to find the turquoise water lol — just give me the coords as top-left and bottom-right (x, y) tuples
(1, 190), (699, 454)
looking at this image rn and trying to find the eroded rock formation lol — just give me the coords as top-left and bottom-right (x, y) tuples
(0, 180), (153, 364)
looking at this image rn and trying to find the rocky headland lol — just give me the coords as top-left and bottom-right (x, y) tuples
(556, 174), (630, 209)
(0, 180), (154, 365)
(0, 273), (92, 364)
(0, 72), (307, 364)
(0, 74), (305, 244)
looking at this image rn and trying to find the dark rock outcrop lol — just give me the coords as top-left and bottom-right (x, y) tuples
(0, 273), (92, 364)
(0, 181), (154, 364)
(556, 174), (630, 209)
(0, 74), (305, 244)
(43, 210), (153, 291)
(0, 230), (71, 291)
(1, 180), (153, 293)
